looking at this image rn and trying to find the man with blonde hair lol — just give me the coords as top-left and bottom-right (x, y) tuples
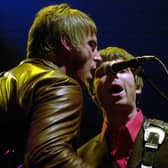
(0, 3), (102, 168)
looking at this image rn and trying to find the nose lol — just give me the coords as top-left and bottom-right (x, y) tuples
(93, 50), (102, 68)
(107, 72), (120, 81)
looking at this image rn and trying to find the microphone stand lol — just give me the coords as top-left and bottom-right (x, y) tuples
(142, 74), (168, 103)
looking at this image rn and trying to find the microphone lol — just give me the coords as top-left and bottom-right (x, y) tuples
(96, 55), (157, 76)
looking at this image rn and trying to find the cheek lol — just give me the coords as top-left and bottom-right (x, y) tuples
(125, 81), (137, 101)
(96, 80), (106, 100)
(82, 51), (93, 68)
(122, 74), (136, 96)
(73, 50), (90, 68)
(123, 73), (135, 87)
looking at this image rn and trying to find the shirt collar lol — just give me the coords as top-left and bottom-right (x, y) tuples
(126, 108), (144, 141)
(100, 108), (144, 143)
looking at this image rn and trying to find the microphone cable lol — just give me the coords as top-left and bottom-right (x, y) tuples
(141, 56), (168, 103)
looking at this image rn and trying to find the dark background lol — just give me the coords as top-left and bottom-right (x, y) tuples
(0, 0), (168, 141)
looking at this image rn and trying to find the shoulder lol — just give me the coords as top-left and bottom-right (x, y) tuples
(9, 59), (83, 106)
(143, 118), (168, 166)
(78, 134), (101, 154)
(143, 118), (168, 148)
(144, 118), (168, 135)
(78, 133), (109, 159)
(13, 58), (81, 89)
(78, 134), (110, 167)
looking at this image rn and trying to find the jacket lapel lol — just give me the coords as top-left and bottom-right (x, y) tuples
(127, 127), (144, 168)
(78, 133), (118, 167)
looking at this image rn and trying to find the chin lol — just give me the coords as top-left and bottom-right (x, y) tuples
(86, 76), (93, 86)
(78, 78), (88, 88)
(78, 73), (92, 88)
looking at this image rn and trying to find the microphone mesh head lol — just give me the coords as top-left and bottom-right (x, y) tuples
(105, 63), (116, 76)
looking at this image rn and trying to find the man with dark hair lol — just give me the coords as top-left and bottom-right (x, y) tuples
(0, 3), (102, 168)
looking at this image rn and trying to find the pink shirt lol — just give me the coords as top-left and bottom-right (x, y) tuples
(100, 109), (144, 168)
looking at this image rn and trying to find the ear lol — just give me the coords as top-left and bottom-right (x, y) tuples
(134, 73), (143, 98)
(136, 86), (142, 97)
(60, 33), (72, 51)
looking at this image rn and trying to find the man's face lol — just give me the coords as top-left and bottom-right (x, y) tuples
(71, 33), (101, 87)
(95, 59), (137, 112)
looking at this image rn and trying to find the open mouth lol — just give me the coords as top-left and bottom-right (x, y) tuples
(110, 84), (123, 94)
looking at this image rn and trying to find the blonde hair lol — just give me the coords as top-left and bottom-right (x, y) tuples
(26, 3), (97, 58)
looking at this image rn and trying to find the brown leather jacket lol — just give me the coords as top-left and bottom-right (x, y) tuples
(0, 58), (92, 168)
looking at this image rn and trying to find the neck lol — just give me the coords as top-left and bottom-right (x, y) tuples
(105, 105), (137, 130)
